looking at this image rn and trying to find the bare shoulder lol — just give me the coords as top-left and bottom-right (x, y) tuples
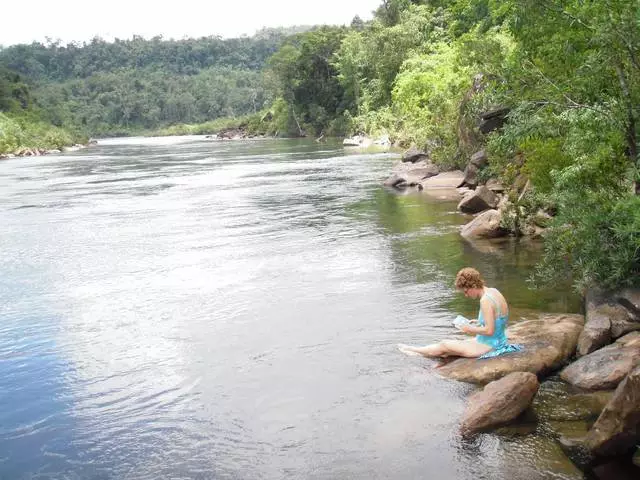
(490, 287), (509, 313)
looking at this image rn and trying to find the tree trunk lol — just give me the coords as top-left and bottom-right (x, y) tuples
(615, 64), (639, 194)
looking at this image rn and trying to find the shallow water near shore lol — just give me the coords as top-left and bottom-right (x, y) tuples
(0, 136), (585, 479)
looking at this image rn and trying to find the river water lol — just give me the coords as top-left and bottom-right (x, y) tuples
(0, 137), (582, 479)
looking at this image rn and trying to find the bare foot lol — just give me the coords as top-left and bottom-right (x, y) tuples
(397, 344), (421, 357)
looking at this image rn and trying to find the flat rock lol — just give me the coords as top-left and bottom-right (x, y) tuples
(418, 170), (465, 189)
(438, 313), (585, 384)
(585, 365), (640, 456)
(460, 372), (539, 436)
(560, 332), (640, 390)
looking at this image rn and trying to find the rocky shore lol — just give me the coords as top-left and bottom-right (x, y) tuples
(381, 129), (640, 474)
(0, 140), (98, 160)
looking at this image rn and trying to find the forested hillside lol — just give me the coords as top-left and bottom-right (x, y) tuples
(0, 28), (303, 134)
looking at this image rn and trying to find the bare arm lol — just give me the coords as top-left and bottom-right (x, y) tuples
(461, 298), (496, 336)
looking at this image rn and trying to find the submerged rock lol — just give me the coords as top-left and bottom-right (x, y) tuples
(560, 332), (640, 390)
(438, 313), (585, 384)
(460, 372), (539, 436)
(533, 378), (613, 423)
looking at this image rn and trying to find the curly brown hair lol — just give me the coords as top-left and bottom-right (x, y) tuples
(455, 267), (485, 290)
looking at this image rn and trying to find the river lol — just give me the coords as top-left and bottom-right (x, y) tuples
(0, 136), (582, 479)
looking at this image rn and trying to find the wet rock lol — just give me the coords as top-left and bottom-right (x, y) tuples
(418, 170), (465, 189)
(460, 372), (539, 436)
(438, 313), (585, 384)
(578, 304), (612, 357)
(585, 365), (640, 456)
(560, 332), (640, 390)
(460, 209), (506, 239)
(401, 146), (429, 163)
(457, 185), (498, 214)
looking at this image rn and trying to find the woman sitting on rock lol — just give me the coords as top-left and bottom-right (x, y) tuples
(398, 267), (521, 359)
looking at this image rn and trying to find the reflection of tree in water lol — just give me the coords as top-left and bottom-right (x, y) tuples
(362, 188), (580, 315)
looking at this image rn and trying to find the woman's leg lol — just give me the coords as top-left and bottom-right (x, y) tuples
(398, 339), (491, 358)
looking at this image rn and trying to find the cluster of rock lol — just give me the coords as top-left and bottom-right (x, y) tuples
(383, 146), (553, 240)
(436, 289), (640, 473)
(0, 141), (97, 160)
(343, 134), (391, 148)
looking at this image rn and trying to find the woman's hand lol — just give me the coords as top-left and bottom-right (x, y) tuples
(459, 323), (475, 335)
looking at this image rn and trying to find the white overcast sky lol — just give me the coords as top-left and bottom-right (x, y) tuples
(1, 0), (382, 46)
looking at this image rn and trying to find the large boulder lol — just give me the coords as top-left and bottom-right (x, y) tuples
(457, 185), (498, 214)
(438, 313), (585, 384)
(460, 209), (506, 239)
(585, 365), (640, 456)
(460, 372), (539, 436)
(560, 332), (640, 390)
(578, 304), (613, 357)
(418, 170), (465, 189)
(401, 146), (429, 163)
(461, 163), (479, 188)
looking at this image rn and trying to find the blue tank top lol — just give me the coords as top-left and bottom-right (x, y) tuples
(476, 289), (509, 350)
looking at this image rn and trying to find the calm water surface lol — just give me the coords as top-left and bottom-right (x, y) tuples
(0, 137), (581, 479)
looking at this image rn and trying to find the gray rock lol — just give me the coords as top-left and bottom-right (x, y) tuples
(458, 185), (498, 214)
(461, 162), (479, 187)
(578, 304), (612, 357)
(460, 372), (539, 436)
(460, 209), (506, 239)
(585, 365), (640, 456)
(616, 288), (640, 315)
(401, 146), (429, 163)
(470, 150), (488, 167)
(438, 313), (585, 384)
(607, 304), (640, 339)
(560, 332), (640, 390)
(383, 164), (439, 188)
